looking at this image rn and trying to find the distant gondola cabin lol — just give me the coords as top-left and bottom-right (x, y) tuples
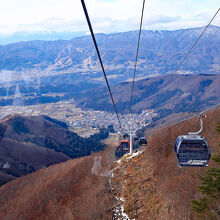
(139, 137), (147, 146)
(119, 140), (130, 152)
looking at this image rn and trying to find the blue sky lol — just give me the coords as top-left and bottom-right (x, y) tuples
(0, 0), (219, 35)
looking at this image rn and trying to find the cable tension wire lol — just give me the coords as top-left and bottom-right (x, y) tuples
(175, 7), (220, 73)
(129, 0), (146, 114)
(81, 0), (122, 129)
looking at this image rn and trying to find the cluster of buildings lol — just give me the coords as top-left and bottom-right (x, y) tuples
(69, 109), (157, 133)
(0, 100), (157, 134)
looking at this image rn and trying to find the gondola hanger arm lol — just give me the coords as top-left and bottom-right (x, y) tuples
(188, 113), (206, 135)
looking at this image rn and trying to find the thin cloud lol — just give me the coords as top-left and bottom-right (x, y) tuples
(145, 15), (182, 25)
(0, 0), (219, 34)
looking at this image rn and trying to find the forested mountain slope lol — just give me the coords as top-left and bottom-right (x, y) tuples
(0, 115), (108, 186)
(77, 74), (220, 116)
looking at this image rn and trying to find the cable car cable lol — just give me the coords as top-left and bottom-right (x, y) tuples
(81, 0), (122, 129)
(146, 102), (220, 135)
(175, 7), (220, 74)
(146, 8), (220, 137)
(170, 9), (219, 167)
(129, 0), (146, 114)
(149, 8), (220, 136)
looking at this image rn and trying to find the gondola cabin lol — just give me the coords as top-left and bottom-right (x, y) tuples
(139, 137), (147, 146)
(174, 135), (210, 167)
(123, 133), (129, 139)
(134, 137), (139, 142)
(119, 140), (130, 152)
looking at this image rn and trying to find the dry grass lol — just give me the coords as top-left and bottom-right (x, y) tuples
(112, 152), (160, 219)
(144, 105), (220, 219)
(0, 143), (116, 220)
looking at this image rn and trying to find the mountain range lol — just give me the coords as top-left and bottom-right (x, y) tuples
(0, 26), (219, 86)
(0, 26), (219, 116)
(0, 31), (85, 45)
(76, 74), (220, 117)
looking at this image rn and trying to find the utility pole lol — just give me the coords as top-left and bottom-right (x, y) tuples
(129, 128), (133, 155)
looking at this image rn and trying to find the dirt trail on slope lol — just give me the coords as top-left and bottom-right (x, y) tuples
(111, 152), (159, 219)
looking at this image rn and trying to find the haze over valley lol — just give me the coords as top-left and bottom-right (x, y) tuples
(0, 26), (219, 122)
(0, 26), (220, 85)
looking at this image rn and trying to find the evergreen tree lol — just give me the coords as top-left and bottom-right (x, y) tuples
(192, 123), (220, 219)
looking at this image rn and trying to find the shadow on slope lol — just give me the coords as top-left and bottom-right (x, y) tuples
(76, 74), (220, 116)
